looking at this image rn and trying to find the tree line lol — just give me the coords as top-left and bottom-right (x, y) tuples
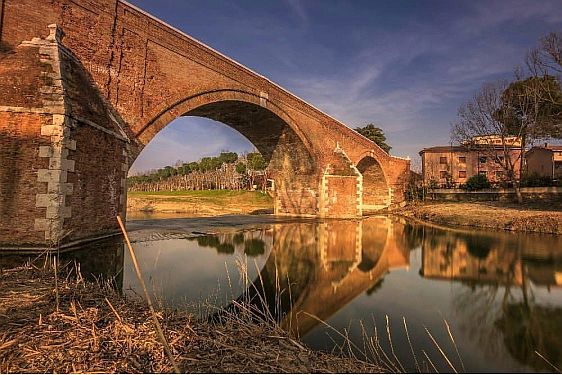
(128, 151), (269, 192)
(452, 32), (562, 203)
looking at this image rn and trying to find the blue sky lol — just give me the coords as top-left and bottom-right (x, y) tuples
(128, 0), (562, 174)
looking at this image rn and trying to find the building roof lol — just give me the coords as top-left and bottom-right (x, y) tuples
(526, 145), (562, 155)
(419, 146), (468, 154)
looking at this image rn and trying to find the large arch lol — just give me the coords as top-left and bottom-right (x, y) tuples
(357, 156), (391, 211)
(130, 90), (319, 216)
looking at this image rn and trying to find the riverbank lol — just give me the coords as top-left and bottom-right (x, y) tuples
(395, 201), (562, 235)
(0, 264), (381, 373)
(127, 190), (273, 218)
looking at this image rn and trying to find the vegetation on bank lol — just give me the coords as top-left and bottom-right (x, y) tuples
(0, 263), (382, 373)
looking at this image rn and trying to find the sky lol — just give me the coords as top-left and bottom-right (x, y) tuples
(128, 0), (562, 174)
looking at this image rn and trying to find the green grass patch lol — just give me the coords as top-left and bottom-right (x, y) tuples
(128, 190), (272, 204)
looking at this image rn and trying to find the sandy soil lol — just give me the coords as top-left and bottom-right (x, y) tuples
(127, 191), (273, 217)
(395, 201), (562, 234)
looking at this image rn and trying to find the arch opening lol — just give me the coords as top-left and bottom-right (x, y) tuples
(357, 156), (390, 211)
(129, 97), (319, 216)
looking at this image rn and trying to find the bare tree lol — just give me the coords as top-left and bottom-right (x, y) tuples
(452, 81), (527, 202)
(524, 32), (562, 139)
(526, 32), (562, 77)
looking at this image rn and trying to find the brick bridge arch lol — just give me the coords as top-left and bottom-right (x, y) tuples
(0, 0), (410, 250)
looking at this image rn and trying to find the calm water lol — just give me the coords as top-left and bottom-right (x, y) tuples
(3, 216), (561, 372)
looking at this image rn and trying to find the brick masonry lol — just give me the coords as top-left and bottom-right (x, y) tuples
(0, 0), (410, 250)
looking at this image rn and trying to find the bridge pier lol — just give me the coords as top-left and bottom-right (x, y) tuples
(0, 1), (410, 251)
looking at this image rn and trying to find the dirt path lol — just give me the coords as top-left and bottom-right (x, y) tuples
(395, 201), (562, 234)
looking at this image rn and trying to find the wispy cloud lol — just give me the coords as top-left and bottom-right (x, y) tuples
(283, 0), (308, 25)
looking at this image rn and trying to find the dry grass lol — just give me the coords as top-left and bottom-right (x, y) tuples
(127, 190), (273, 218)
(396, 201), (562, 234)
(0, 262), (382, 373)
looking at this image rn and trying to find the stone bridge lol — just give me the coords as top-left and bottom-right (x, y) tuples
(0, 0), (409, 250)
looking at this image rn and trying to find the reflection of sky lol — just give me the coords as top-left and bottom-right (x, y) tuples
(123, 237), (269, 311)
(127, 0), (562, 173)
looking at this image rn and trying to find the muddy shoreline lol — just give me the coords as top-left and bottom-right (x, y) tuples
(393, 201), (562, 235)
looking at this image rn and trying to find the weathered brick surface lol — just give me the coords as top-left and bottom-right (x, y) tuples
(0, 113), (50, 245)
(1, 0), (410, 249)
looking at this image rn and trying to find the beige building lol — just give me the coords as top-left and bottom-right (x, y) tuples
(419, 143), (522, 188)
(525, 144), (562, 180)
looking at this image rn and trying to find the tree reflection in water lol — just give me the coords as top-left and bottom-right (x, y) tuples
(420, 225), (562, 372)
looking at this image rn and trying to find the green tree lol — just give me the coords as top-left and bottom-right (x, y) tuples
(235, 162), (247, 174)
(353, 124), (391, 153)
(246, 152), (266, 170)
(218, 151), (238, 164)
(199, 157), (222, 172)
(187, 161), (200, 172)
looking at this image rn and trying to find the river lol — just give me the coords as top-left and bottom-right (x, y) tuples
(10, 215), (562, 373)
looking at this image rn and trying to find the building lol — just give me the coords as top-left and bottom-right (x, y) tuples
(525, 144), (562, 180)
(419, 138), (522, 188)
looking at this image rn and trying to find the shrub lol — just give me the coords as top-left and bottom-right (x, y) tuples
(463, 174), (491, 191)
(521, 172), (553, 187)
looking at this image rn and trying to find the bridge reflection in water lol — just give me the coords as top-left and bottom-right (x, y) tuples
(219, 217), (414, 338)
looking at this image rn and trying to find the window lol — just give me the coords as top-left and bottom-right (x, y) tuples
(439, 156), (447, 164)
(479, 156), (487, 164)
(458, 171), (467, 178)
(495, 156), (504, 164)
(458, 156), (466, 164)
(479, 171), (487, 176)
(495, 171), (503, 177)
(440, 171), (448, 178)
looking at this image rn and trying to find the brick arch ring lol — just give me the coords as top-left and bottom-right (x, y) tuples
(134, 88), (316, 159)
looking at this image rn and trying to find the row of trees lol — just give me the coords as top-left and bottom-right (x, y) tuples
(128, 151), (269, 192)
(452, 32), (562, 203)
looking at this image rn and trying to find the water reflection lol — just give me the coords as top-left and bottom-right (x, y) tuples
(219, 219), (562, 372)
(419, 225), (562, 372)
(220, 218), (416, 335)
(2, 217), (561, 372)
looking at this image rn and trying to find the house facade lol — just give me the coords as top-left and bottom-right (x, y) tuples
(419, 143), (522, 188)
(525, 144), (562, 180)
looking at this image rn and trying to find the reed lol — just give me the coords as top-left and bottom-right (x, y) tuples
(0, 260), (381, 373)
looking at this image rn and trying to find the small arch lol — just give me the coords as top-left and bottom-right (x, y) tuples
(357, 156), (390, 210)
